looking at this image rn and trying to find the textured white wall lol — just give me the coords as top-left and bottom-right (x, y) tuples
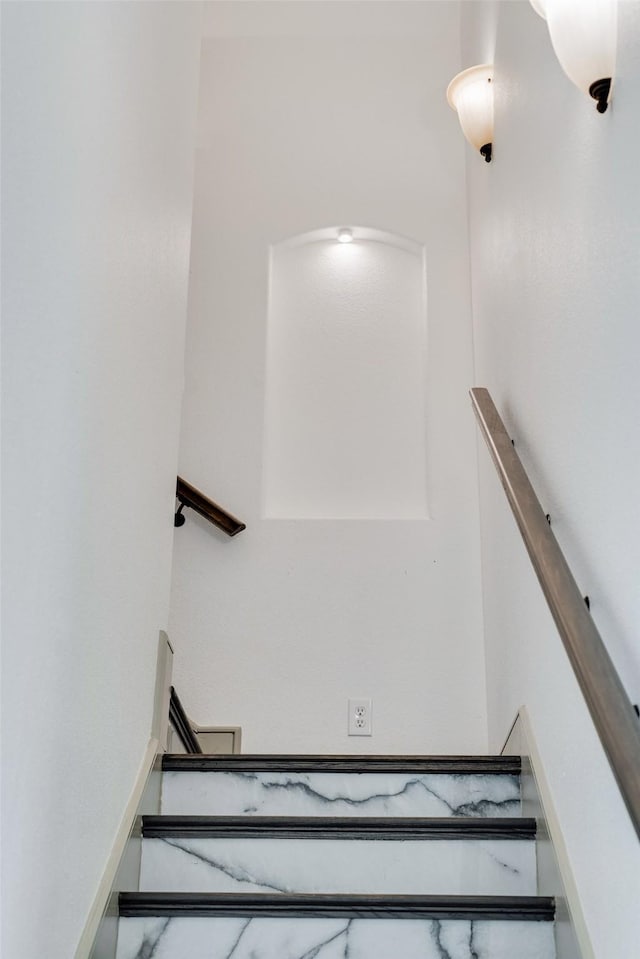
(1, 4), (202, 958)
(462, 1), (640, 955)
(169, 2), (487, 755)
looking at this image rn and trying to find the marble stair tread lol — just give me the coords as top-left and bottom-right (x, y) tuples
(160, 766), (521, 819)
(119, 892), (555, 919)
(139, 833), (536, 896)
(142, 815), (536, 839)
(116, 915), (556, 959)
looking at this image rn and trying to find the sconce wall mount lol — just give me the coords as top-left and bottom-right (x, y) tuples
(589, 78), (612, 115)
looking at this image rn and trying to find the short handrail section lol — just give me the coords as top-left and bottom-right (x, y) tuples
(471, 387), (640, 840)
(169, 686), (202, 754)
(175, 476), (246, 537)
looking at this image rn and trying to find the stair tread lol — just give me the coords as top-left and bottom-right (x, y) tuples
(142, 815), (536, 839)
(119, 891), (554, 920)
(162, 754), (521, 774)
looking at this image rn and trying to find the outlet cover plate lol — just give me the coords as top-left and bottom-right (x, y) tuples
(348, 697), (372, 736)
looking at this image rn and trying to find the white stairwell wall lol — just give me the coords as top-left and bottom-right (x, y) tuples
(1, 4), (203, 959)
(169, 1), (487, 756)
(461, 2), (640, 958)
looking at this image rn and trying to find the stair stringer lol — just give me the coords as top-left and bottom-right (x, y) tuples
(502, 707), (593, 959)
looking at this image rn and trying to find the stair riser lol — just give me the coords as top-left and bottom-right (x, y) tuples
(161, 771), (521, 818)
(139, 837), (536, 896)
(116, 916), (555, 959)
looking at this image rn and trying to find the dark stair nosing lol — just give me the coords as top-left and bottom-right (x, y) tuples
(161, 754), (522, 775)
(119, 892), (554, 921)
(142, 815), (536, 841)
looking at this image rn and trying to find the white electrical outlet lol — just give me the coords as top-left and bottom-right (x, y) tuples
(348, 698), (372, 736)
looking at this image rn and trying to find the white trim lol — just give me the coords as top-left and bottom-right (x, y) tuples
(151, 630), (174, 751)
(192, 725), (242, 754)
(517, 706), (595, 959)
(73, 736), (159, 959)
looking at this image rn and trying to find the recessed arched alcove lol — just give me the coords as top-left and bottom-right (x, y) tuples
(263, 226), (429, 519)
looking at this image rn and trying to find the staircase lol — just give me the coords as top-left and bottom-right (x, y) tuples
(116, 754), (556, 958)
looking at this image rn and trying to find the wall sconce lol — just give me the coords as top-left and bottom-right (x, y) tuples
(447, 64), (494, 163)
(530, 0), (617, 113)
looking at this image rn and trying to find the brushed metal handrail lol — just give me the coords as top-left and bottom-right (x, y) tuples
(471, 387), (640, 840)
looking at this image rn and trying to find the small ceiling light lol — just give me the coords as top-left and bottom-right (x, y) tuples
(530, 0), (617, 113)
(337, 228), (353, 243)
(447, 64), (494, 163)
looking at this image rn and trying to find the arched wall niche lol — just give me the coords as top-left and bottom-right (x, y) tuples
(263, 225), (429, 520)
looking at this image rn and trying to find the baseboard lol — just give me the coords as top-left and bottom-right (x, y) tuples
(502, 706), (595, 959)
(73, 736), (159, 959)
(75, 632), (174, 959)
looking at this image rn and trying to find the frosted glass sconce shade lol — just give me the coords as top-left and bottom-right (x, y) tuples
(530, 0), (617, 112)
(447, 64), (494, 162)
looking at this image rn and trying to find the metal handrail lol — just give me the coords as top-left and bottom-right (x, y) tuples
(471, 387), (640, 840)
